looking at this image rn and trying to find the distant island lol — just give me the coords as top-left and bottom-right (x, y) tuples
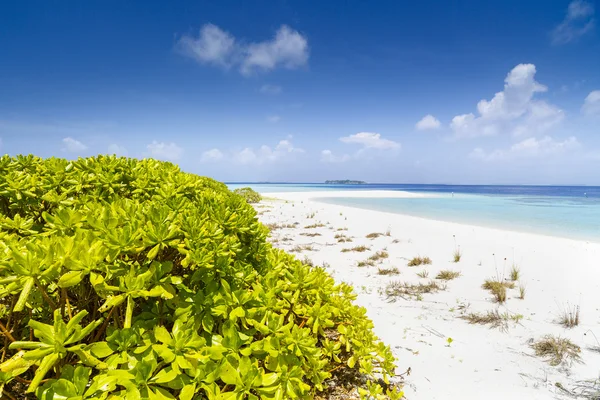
(325, 180), (367, 184)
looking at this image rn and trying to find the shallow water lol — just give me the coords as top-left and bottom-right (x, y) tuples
(227, 183), (600, 241)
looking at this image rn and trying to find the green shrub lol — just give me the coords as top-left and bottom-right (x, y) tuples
(232, 186), (262, 203)
(0, 155), (401, 399)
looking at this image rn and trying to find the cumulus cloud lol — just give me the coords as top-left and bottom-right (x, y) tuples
(320, 150), (350, 163)
(62, 137), (88, 153)
(147, 141), (183, 161)
(582, 90), (600, 116)
(551, 0), (595, 44)
(259, 84), (282, 95)
(177, 24), (308, 75)
(469, 136), (580, 161)
(415, 114), (441, 130)
(339, 132), (400, 150)
(450, 64), (564, 138)
(233, 139), (304, 165)
(200, 148), (223, 163)
(266, 115), (281, 123)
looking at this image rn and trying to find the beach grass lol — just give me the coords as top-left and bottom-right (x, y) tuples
(408, 256), (432, 266)
(341, 245), (370, 253)
(377, 267), (400, 275)
(531, 336), (581, 366)
(436, 270), (461, 280)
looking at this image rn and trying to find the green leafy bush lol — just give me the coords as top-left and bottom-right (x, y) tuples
(0, 155), (401, 399)
(233, 187), (262, 204)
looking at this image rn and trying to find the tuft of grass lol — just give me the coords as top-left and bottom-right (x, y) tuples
(384, 280), (446, 300)
(509, 264), (520, 281)
(557, 304), (580, 328)
(334, 233), (353, 243)
(407, 256), (432, 267)
(265, 223), (296, 231)
(290, 244), (315, 253)
(306, 212), (316, 219)
(385, 229), (392, 237)
(482, 278), (515, 303)
(366, 232), (383, 239)
(391, 239), (400, 244)
(461, 309), (523, 332)
(301, 256), (314, 267)
(416, 270), (429, 279)
(341, 245), (370, 253)
(436, 270), (461, 281)
(280, 237), (293, 242)
(336, 227), (348, 231)
(357, 259), (376, 267)
(377, 267), (400, 275)
(453, 247), (462, 263)
(300, 232), (322, 237)
(304, 223), (326, 229)
(368, 250), (389, 262)
(518, 284), (526, 299)
(531, 335), (581, 366)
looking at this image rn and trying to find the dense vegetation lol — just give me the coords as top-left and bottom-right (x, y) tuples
(232, 187), (262, 204)
(0, 155), (401, 399)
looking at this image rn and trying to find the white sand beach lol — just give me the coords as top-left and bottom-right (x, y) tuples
(256, 190), (600, 400)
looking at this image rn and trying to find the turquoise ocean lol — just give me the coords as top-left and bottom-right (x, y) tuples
(227, 183), (600, 242)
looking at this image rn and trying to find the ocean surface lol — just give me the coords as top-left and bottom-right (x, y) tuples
(227, 183), (600, 242)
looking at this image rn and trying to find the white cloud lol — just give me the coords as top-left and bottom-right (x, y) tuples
(108, 144), (128, 157)
(267, 115), (281, 123)
(176, 24), (237, 68)
(201, 148), (223, 163)
(62, 137), (88, 153)
(582, 90), (600, 116)
(241, 26), (309, 75)
(177, 24), (308, 75)
(339, 132), (400, 150)
(470, 136), (580, 161)
(552, 0), (595, 44)
(259, 84), (282, 95)
(321, 149), (350, 163)
(450, 64), (564, 138)
(233, 139), (304, 165)
(147, 141), (183, 161)
(415, 114), (441, 130)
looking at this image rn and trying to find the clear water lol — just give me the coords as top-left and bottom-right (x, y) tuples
(227, 183), (600, 242)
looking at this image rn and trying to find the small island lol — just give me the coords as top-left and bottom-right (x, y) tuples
(325, 180), (367, 184)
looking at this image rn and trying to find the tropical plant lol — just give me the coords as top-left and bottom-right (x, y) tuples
(233, 187), (262, 203)
(0, 155), (401, 399)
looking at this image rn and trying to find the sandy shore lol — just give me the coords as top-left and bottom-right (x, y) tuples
(256, 190), (600, 400)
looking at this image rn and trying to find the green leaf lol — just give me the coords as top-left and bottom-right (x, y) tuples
(14, 276), (34, 312)
(58, 270), (85, 288)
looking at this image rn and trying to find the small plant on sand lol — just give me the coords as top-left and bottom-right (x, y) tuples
(416, 270), (429, 279)
(482, 279), (514, 303)
(265, 222), (296, 231)
(341, 245), (370, 253)
(377, 267), (400, 275)
(452, 235), (462, 262)
(302, 256), (315, 267)
(557, 303), (580, 328)
(290, 244), (316, 252)
(384, 280), (446, 300)
(509, 264), (520, 281)
(407, 256), (432, 267)
(531, 335), (582, 366)
(453, 247), (462, 263)
(357, 259), (376, 267)
(461, 309), (522, 332)
(336, 227), (348, 231)
(334, 233), (353, 243)
(368, 250), (389, 262)
(391, 239), (400, 244)
(518, 284), (526, 299)
(436, 270), (461, 281)
(385, 228), (392, 236)
(304, 223), (326, 229)
(307, 212), (316, 219)
(300, 232), (322, 237)
(366, 232), (383, 239)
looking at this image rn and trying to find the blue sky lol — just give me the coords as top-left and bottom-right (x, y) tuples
(1, 0), (599, 184)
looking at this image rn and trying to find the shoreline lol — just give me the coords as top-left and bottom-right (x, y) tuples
(265, 190), (600, 245)
(256, 191), (600, 399)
